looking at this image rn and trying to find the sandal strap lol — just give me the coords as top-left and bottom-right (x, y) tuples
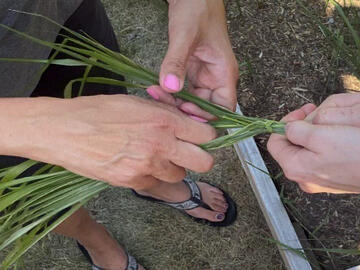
(91, 253), (138, 270)
(127, 253), (138, 270)
(161, 177), (203, 210)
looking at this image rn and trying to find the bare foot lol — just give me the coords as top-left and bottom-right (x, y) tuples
(137, 180), (228, 222)
(80, 223), (145, 270)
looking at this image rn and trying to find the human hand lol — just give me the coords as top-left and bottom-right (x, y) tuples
(0, 95), (216, 190)
(146, 0), (238, 121)
(267, 93), (360, 194)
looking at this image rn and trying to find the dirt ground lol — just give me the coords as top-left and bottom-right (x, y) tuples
(227, 0), (360, 269)
(15, 1), (286, 270)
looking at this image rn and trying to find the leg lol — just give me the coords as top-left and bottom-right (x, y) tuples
(136, 180), (229, 223)
(53, 207), (145, 270)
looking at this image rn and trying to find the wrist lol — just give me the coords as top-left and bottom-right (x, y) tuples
(0, 97), (58, 159)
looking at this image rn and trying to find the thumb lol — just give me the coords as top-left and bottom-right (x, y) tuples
(160, 37), (192, 93)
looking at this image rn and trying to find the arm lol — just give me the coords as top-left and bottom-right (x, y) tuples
(0, 95), (216, 189)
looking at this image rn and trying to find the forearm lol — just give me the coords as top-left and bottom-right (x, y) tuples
(0, 97), (53, 159)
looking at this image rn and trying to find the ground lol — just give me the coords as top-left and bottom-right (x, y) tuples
(9, 0), (360, 269)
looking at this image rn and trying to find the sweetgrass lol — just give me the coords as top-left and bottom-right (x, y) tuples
(0, 11), (285, 269)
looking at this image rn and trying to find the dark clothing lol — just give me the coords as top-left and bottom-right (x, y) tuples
(0, 0), (127, 168)
(0, 0), (82, 97)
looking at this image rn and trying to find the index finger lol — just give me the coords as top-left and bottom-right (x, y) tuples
(174, 114), (217, 145)
(306, 93), (360, 122)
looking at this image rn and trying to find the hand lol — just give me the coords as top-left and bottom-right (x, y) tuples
(146, 0), (238, 120)
(0, 95), (216, 190)
(267, 93), (360, 194)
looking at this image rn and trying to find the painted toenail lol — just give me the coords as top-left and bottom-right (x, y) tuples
(216, 213), (224, 220)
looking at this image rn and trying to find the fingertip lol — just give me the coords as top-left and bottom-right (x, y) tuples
(301, 103), (317, 115)
(282, 109), (306, 122)
(147, 86), (160, 100)
(162, 73), (181, 92)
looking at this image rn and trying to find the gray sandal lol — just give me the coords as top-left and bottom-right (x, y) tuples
(132, 177), (237, 227)
(77, 242), (139, 270)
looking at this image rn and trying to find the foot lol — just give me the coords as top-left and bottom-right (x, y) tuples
(136, 180), (228, 223)
(79, 223), (145, 270)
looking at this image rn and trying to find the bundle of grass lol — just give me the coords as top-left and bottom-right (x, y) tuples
(0, 11), (285, 269)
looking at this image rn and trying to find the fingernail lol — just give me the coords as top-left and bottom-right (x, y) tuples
(164, 74), (180, 92)
(147, 88), (159, 100)
(216, 213), (224, 220)
(190, 115), (208, 123)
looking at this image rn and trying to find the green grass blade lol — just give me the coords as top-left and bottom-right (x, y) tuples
(0, 58), (88, 66)
(330, 0), (360, 51)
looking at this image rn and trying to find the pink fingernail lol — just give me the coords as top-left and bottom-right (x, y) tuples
(164, 74), (180, 92)
(147, 88), (159, 100)
(190, 115), (208, 123)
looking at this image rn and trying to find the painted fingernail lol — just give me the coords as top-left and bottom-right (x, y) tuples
(164, 74), (180, 92)
(216, 213), (224, 220)
(190, 115), (208, 123)
(147, 88), (159, 100)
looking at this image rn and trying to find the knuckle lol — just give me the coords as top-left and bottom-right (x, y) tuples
(153, 114), (173, 130)
(165, 57), (186, 73)
(313, 108), (329, 124)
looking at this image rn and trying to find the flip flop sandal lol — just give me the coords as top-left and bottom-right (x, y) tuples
(132, 177), (237, 227)
(77, 241), (139, 270)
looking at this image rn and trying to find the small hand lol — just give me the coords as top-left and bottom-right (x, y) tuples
(147, 0), (238, 120)
(267, 93), (360, 194)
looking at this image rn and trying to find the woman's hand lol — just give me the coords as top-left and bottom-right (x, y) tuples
(267, 94), (360, 194)
(147, 0), (238, 120)
(0, 95), (216, 190)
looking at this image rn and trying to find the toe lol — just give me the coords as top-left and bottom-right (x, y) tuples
(213, 193), (227, 203)
(209, 187), (223, 195)
(188, 207), (225, 222)
(214, 197), (228, 207)
(210, 202), (227, 212)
